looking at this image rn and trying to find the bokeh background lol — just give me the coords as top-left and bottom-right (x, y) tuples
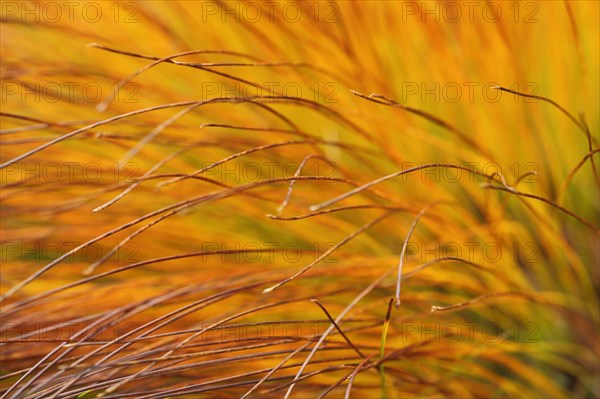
(1, 1), (599, 398)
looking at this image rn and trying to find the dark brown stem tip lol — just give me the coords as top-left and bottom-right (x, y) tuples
(385, 298), (394, 321)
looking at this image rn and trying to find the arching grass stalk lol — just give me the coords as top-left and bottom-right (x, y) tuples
(379, 298), (394, 399)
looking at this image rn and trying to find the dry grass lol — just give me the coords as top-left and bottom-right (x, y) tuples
(1, 1), (599, 398)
